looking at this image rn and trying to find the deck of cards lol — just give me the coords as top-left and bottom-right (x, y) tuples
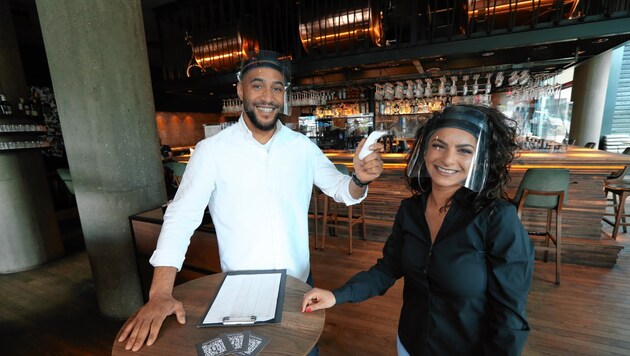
(195, 330), (270, 356)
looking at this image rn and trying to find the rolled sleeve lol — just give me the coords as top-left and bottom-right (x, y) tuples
(149, 139), (216, 271)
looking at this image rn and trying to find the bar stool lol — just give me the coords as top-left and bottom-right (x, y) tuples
(602, 166), (630, 240)
(319, 164), (367, 254)
(514, 168), (570, 285)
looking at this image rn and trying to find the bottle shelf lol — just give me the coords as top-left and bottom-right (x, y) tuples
(0, 115), (50, 151)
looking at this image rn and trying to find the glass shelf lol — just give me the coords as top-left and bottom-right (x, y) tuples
(0, 115), (50, 151)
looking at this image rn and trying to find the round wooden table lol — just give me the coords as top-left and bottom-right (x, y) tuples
(112, 273), (325, 355)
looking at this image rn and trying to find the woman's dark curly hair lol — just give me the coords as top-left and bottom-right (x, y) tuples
(405, 104), (518, 212)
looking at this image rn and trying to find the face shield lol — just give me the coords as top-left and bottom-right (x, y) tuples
(407, 105), (491, 192)
(236, 50), (292, 116)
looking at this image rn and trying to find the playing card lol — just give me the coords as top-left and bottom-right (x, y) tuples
(234, 332), (270, 356)
(225, 331), (250, 353)
(195, 334), (235, 356)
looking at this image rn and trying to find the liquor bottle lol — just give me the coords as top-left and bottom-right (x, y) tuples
(0, 93), (13, 116)
(24, 100), (31, 116)
(17, 98), (24, 114)
(29, 92), (39, 118)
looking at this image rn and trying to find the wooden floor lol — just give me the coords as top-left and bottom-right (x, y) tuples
(1, 224), (629, 355)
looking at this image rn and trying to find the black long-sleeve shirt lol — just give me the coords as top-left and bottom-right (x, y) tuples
(333, 188), (534, 355)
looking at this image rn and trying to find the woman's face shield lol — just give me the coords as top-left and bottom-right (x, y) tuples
(407, 106), (491, 193)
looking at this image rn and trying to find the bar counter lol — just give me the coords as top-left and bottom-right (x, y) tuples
(324, 146), (630, 267)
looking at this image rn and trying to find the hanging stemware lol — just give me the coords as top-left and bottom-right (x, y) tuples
(462, 75), (469, 96)
(508, 71), (519, 86)
(374, 84), (384, 101)
(495, 71), (504, 88)
(414, 79), (424, 98)
(485, 73), (492, 94)
(405, 80), (415, 99)
(519, 70), (531, 86)
(438, 76), (447, 97)
(450, 76), (458, 96)
(424, 78), (433, 98)
(472, 74), (480, 95)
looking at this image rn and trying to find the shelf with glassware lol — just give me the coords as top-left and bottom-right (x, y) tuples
(308, 113), (374, 150)
(0, 115), (50, 151)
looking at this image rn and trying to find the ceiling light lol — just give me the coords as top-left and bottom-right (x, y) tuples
(435, 57), (447, 62)
(482, 52), (494, 57)
(592, 38), (609, 44)
(532, 45), (548, 50)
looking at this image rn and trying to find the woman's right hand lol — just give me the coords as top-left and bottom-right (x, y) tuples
(301, 288), (336, 312)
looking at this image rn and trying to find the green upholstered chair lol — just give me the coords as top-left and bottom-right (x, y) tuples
(316, 163), (366, 254)
(606, 148), (630, 180)
(514, 168), (570, 285)
(165, 161), (187, 187)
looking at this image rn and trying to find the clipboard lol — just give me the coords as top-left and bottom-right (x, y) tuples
(197, 269), (287, 328)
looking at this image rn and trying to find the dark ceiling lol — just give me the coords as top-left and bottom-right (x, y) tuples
(8, 0), (630, 113)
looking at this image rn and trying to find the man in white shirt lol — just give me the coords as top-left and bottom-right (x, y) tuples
(118, 50), (384, 352)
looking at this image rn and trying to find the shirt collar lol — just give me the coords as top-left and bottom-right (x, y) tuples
(236, 114), (285, 144)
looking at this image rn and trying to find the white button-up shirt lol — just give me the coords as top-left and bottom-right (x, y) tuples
(150, 116), (366, 282)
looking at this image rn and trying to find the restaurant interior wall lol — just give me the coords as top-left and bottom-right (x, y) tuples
(156, 111), (222, 148)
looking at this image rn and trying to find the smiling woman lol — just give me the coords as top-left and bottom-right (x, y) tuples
(301, 104), (534, 355)
(407, 105), (501, 197)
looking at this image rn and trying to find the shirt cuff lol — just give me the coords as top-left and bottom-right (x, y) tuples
(149, 249), (185, 271)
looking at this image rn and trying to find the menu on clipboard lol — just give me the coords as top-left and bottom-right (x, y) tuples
(198, 269), (287, 327)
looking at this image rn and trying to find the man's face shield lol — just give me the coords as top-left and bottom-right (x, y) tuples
(407, 106), (491, 193)
(237, 50), (292, 116)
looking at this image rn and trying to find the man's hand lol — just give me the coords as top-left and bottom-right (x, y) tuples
(353, 138), (384, 184)
(117, 293), (186, 351)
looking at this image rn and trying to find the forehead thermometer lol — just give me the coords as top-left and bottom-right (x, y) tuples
(358, 131), (388, 160)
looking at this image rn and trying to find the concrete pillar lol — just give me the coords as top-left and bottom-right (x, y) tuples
(36, 0), (167, 318)
(569, 50), (612, 147)
(0, 0), (64, 273)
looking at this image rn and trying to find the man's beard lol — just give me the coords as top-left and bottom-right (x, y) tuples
(243, 101), (281, 132)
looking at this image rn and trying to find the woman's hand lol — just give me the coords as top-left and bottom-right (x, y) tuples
(301, 288), (337, 312)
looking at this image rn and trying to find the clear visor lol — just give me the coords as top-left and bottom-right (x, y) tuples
(407, 106), (490, 193)
(237, 51), (292, 116)
(281, 85), (292, 116)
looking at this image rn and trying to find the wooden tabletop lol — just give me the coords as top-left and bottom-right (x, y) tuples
(112, 273), (325, 356)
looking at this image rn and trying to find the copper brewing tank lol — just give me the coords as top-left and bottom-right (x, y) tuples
(299, 2), (382, 53)
(187, 32), (259, 76)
